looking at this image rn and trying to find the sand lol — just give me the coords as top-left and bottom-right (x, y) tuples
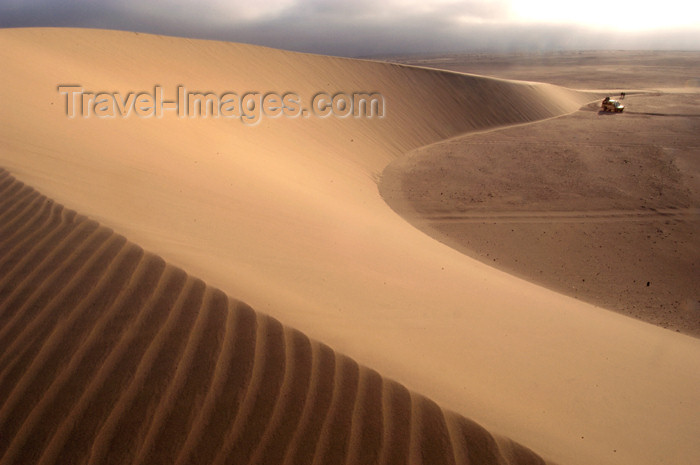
(1, 28), (699, 465)
(380, 91), (700, 335)
(380, 50), (700, 90)
(0, 168), (546, 465)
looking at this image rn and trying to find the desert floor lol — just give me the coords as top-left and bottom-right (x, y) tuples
(1, 30), (699, 465)
(379, 56), (700, 335)
(380, 50), (700, 89)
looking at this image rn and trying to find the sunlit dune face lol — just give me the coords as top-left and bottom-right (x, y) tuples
(509, 0), (700, 30)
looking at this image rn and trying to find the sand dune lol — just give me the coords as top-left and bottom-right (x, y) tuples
(0, 169), (547, 465)
(1, 28), (699, 465)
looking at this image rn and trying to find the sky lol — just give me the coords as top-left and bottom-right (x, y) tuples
(1, 0), (698, 56)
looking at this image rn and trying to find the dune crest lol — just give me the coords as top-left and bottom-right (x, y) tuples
(0, 169), (550, 465)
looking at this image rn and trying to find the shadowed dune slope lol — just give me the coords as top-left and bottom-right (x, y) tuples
(0, 169), (549, 465)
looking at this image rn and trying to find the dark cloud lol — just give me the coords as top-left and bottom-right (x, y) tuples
(0, 0), (698, 56)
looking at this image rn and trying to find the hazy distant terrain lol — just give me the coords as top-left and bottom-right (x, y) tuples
(381, 50), (700, 89)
